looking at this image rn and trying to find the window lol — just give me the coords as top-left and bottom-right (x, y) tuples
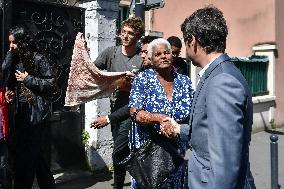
(232, 56), (269, 97)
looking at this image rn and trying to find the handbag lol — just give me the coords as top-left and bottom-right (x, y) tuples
(118, 124), (185, 189)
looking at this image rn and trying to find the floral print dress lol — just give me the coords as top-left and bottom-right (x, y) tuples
(129, 68), (194, 189)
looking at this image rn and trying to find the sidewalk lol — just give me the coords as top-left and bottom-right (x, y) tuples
(250, 127), (284, 189)
(44, 128), (284, 189)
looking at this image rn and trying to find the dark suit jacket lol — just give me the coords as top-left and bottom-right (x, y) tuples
(180, 54), (256, 189)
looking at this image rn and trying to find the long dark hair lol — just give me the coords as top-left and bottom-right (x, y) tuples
(9, 26), (39, 75)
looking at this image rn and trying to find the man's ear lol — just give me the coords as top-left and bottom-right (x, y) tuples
(191, 35), (198, 53)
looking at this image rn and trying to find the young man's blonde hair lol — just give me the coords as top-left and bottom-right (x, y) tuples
(122, 17), (145, 37)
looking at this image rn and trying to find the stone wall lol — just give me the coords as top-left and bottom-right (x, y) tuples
(80, 0), (119, 170)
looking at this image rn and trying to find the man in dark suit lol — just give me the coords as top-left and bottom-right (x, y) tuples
(161, 6), (256, 189)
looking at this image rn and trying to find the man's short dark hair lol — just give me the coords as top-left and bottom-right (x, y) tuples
(181, 5), (228, 54)
(140, 35), (159, 45)
(167, 36), (182, 49)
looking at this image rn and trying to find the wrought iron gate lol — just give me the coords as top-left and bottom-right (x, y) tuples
(1, 0), (86, 169)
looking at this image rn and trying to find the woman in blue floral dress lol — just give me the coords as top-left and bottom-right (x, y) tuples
(129, 38), (194, 189)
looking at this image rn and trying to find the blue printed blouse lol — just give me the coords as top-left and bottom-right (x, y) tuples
(129, 68), (194, 189)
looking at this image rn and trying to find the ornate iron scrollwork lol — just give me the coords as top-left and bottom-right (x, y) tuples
(14, 0), (84, 108)
(29, 11), (71, 56)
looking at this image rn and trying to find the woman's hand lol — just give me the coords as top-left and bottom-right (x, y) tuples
(160, 117), (180, 138)
(5, 90), (14, 103)
(15, 70), (28, 81)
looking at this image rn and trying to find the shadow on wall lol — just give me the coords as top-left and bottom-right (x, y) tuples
(50, 111), (85, 170)
(252, 100), (276, 132)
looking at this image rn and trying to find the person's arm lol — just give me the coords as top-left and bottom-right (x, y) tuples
(108, 105), (130, 122)
(90, 105), (130, 129)
(22, 55), (55, 95)
(91, 101), (166, 129)
(207, 73), (246, 189)
(160, 117), (190, 141)
(130, 107), (167, 126)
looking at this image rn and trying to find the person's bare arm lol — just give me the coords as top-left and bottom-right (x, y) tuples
(130, 107), (168, 126)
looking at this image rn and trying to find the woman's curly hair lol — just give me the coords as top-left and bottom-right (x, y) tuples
(122, 17), (145, 37)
